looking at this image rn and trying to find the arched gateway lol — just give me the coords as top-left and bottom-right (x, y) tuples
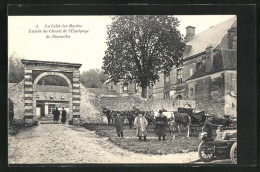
(21, 59), (82, 125)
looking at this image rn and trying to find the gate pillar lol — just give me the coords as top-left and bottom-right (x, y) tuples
(72, 71), (81, 125)
(24, 69), (34, 125)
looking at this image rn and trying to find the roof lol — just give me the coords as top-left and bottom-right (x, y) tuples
(35, 85), (71, 93)
(186, 49), (237, 81)
(21, 59), (82, 68)
(184, 17), (237, 59)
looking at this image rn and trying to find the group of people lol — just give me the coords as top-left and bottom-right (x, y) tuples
(52, 107), (67, 124)
(113, 109), (222, 141)
(114, 109), (169, 141)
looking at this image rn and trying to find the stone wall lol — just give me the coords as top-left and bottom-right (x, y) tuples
(79, 83), (103, 122)
(8, 81), (25, 119)
(8, 81), (104, 122)
(99, 96), (195, 112)
(192, 74), (225, 117)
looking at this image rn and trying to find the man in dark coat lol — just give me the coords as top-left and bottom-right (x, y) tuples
(114, 112), (125, 137)
(155, 110), (168, 141)
(127, 110), (135, 129)
(202, 114), (220, 139)
(53, 107), (60, 124)
(61, 107), (67, 124)
(9, 99), (14, 125)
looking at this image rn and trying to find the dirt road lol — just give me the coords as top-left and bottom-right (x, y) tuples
(8, 124), (199, 164)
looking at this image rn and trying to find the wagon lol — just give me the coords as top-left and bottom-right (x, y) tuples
(177, 107), (205, 136)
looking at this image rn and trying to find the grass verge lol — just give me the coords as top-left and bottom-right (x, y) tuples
(83, 123), (200, 155)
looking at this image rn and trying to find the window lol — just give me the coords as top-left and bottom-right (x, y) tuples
(196, 62), (202, 69)
(123, 85), (128, 93)
(190, 88), (194, 96)
(48, 104), (55, 114)
(164, 75), (170, 83)
(164, 92), (170, 99)
(177, 68), (183, 83)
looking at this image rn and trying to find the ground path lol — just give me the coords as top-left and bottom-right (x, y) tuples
(8, 124), (199, 164)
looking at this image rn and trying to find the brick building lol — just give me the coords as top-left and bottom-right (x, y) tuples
(101, 17), (237, 117)
(102, 79), (138, 97)
(152, 16), (237, 117)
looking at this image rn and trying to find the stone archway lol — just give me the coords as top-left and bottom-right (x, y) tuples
(33, 72), (73, 89)
(21, 59), (82, 125)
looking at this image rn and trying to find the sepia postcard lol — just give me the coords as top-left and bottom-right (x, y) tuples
(8, 12), (240, 165)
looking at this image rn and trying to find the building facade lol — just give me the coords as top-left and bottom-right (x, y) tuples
(152, 16), (237, 117)
(101, 17), (237, 117)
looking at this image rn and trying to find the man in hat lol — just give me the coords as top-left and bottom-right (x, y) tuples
(134, 112), (148, 141)
(202, 114), (220, 139)
(52, 107), (60, 124)
(9, 98), (14, 125)
(114, 112), (125, 137)
(61, 107), (67, 124)
(155, 110), (168, 141)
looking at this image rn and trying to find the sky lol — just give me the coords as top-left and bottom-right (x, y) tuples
(8, 15), (236, 72)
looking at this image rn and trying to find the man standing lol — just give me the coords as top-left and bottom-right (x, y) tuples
(127, 110), (135, 129)
(52, 107), (60, 124)
(155, 110), (168, 141)
(61, 107), (67, 124)
(114, 112), (125, 137)
(9, 98), (14, 125)
(202, 114), (220, 139)
(134, 112), (148, 141)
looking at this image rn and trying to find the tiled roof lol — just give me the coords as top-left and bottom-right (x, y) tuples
(35, 85), (71, 93)
(186, 49), (237, 81)
(184, 17), (237, 59)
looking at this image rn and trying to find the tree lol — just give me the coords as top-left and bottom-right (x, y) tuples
(8, 53), (24, 83)
(80, 69), (108, 88)
(102, 15), (185, 98)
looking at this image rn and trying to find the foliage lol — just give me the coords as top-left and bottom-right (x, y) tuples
(102, 15), (185, 97)
(80, 69), (108, 88)
(8, 53), (73, 86)
(37, 75), (68, 86)
(8, 53), (24, 83)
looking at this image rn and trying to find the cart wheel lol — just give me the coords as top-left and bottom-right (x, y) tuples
(230, 142), (237, 164)
(198, 141), (214, 162)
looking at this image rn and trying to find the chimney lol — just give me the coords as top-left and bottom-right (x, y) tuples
(227, 27), (237, 49)
(185, 26), (195, 42)
(205, 45), (214, 72)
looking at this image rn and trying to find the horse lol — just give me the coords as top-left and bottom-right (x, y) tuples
(124, 110), (136, 129)
(144, 111), (155, 127)
(154, 111), (191, 140)
(101, 107), (113, 125)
